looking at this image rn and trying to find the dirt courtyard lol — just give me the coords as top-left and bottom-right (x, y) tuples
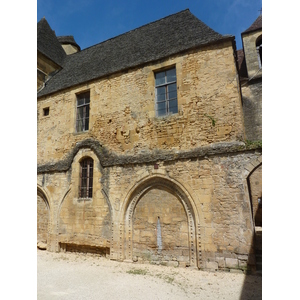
(37, 249), (262, 299)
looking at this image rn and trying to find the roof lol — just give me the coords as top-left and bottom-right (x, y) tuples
(38, 9), (232, 98)
(242, 15), (262, 35)
(57, 35), (81, 51)
(37, 18), (66, 67)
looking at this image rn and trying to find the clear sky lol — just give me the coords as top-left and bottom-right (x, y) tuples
(37, 0), (262, 51)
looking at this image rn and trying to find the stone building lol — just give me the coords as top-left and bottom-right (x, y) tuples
(237, 14), (262, 271)
(37, 10), (262, 272)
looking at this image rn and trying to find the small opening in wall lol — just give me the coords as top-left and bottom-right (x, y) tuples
(43, 107), (50, 116)
(154, 163), (159, 169)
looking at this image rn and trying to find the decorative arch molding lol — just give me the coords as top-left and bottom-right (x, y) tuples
(101, 187), (113, 217)
(121, 174), (201, 269)
(57, 186), (72, 219)
(37, 184), (51, 210)
(37, 184), (52, 248)
(37, 138), (108, 173)
(241, 154), (262, 231)
(244, 154), (262, 179)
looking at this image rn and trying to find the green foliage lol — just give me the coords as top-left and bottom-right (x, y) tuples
(245, 140), (262, 149)
(204, 114), (216, 126)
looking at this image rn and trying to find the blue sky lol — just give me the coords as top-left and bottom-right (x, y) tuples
(37, 0), (262, 51)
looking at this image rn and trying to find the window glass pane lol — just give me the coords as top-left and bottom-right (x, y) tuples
(167, 83), (177, 100)
(157, 108), (166, 117)
(77, 98), (84, 106)
(157, 87), (166, 101)
(85, 119), (89, 131)
(76, 119), (83, 132)
(166, 68), (176, 82)
(85, 105), (89, 118)
(168, 83), (177, 92)
(78, 107), (84, 119)
(157, 101), (166, 113)
(168, 99), (178, 114)
(168, 90), (177, 100)
(155, 71), (165, 86)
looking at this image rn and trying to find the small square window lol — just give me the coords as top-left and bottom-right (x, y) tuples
(43, 107), (50, 116)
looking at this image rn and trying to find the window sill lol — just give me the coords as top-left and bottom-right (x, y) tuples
(77, 197), (92, 202)
(73, 130), (89, 136)
(155, 112), (179, 119)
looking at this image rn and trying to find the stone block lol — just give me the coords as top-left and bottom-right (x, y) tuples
(167, 261), (179, 267)
(238, 259), (247, 268)
(225, 258), (238, 268)
(216, 257), (225, 268)
(230, 269), (243, 274)
(206, 261), (218, 270)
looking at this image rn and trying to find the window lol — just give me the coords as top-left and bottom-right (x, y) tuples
(76, 91), (90, 132)
(155, 68), (178, 117)
(79, 158), (93, 198)
(43, 107), (50, 116)
(256, 36), (262, 68)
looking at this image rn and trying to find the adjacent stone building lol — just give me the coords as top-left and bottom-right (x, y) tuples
(37, 10), (262, 272)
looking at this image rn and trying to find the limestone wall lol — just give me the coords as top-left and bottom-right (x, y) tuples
(37, 40), (261, 272)
(242, 80), (262, 141)
(37, 41), (245, 166)
(37, 146), (261, 271)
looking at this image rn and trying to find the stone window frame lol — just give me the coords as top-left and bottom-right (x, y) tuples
(154, 66), (178, 117)
(79, 157), (94, 199)
(76, 91), (90, 132)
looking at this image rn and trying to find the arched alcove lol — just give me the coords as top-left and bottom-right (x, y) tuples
(37, 187), (50, 246)
(122, 175), (199, 268)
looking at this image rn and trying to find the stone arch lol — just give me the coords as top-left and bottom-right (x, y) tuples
(122, 174), (200, 268)
(37, 185), (51, 247)
(242, 155), (262, 228)
(57, 147), (112, 255)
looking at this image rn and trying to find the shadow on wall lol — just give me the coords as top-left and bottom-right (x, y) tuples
(239, 203), (262, 299)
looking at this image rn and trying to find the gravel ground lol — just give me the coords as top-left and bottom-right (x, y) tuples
(37, 250), (262, 300)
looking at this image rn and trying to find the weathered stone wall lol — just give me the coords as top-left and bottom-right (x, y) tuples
(242, 80), (262, 141)
(37, 41), (244, 166)
(37, 144), (261, 271)
(37, 40), (262, 272)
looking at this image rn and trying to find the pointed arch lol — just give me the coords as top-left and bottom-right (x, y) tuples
(120, 174), (201, 268)
(37, 185), (51, 247)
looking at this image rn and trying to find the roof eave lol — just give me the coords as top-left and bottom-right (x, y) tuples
(37, 35), (234, 99)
